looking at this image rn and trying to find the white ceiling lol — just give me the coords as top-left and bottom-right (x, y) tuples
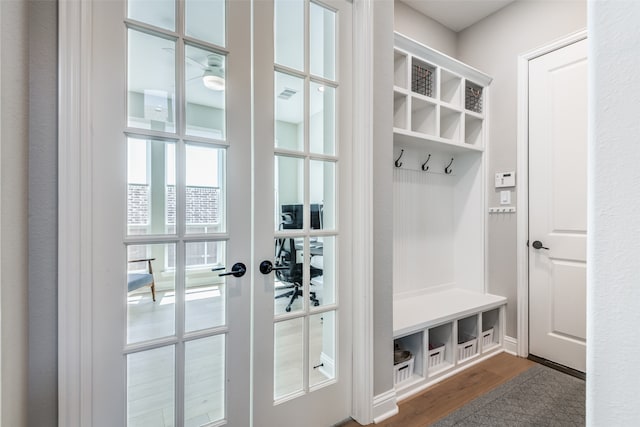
(400, 0), (517, 32)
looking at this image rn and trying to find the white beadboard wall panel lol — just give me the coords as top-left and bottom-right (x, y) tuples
(453, 153), (484, 292)
(393, 150), (484, 296)
(393, 167), (455, 295)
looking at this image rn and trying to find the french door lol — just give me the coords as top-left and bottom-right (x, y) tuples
(86, 0), (352, 426)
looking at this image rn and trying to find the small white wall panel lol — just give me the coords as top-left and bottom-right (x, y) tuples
(551, 260), (586, 341)
(551, 60), (588, 233)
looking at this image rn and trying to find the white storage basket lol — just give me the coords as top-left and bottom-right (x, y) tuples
(457, 338), (477, 361)
(482, 328), (494, 348)
(428, 345), (445, 368)
(393, 356), (414, 385)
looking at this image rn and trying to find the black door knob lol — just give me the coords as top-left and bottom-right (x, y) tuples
(259, 260), (289, 274)
(532, 240), (549, 250)
(212, 262), (246, 277)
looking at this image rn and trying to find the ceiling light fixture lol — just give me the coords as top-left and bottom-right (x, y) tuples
(202, 54), (225, 91)
(203, 70), (225, 91)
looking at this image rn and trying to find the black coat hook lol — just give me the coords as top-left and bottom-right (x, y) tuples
(421, 154), (431, 171)
(394, 149), (404, 168)
(445, 157), (454, 174)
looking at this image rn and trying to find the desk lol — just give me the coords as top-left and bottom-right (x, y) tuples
(295, 241), (323, 256)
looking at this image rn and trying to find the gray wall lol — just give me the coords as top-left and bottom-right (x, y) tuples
(28, 0), (58, 425)
(1, 0), (29, 424)
(457, 0), (586, 337)
(394, 1), (457, 58)
(373, 0), (395, 397)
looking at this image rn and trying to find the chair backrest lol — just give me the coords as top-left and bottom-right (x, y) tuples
(275, 238), (321, 285)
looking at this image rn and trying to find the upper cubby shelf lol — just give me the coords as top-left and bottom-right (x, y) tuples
(393, 32), (492, 154)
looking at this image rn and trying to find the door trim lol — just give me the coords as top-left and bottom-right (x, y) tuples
(351, 0), (375, 424)
(515, 29), (587, 359)
(58, 1), (377, 426)
(58, 0), (94, 425)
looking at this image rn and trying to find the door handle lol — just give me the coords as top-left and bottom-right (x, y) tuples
(212, 262), (247, 277)
(259, 260), (289, 275)
(532, 240), (549, 250)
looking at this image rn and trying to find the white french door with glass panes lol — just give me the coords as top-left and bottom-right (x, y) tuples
(84, 0), (352, 426)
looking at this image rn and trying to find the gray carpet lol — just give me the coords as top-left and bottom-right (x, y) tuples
(432, 364), (585, 426)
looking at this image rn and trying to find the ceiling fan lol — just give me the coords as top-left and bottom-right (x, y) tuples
(197, 53), (225, 91)
(164, 48), (225, 91)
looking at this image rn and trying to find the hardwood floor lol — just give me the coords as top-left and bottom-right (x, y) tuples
(127, 285), (331, 426)
(341, 353), (536, 427)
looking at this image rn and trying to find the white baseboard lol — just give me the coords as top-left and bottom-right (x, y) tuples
(372, 389), (398, 424)
(504, 336), (518, 355)
(319, 352), (335, 379)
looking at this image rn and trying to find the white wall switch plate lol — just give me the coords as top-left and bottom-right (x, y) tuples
(495, 171), (516, 188)
(500, 190), (511, 205)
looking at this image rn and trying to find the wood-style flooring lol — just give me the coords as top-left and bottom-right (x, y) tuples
(340, 352), (536, 427)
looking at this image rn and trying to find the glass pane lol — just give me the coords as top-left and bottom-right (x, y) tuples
(310, 82), (335, 155)
(275, 156), (304, 231)
(128, 138), (176, 236)
(274, 237), (304, 315)
(127, 346), (175, 426)
(275, 72), (305, 151)
(185, 241), (226, 332)
(310, 236), (334, 308)
(127, 243), (176, 344)
(128, 0), (175, 31)
(185, 0), (225, 47)
(185, 336), (225, 425)
(274, 0), (304, 71)
(185, 144), (225, 234)
(128, 30), (176, 132)
(310, 2), (336, 80)
(309, 310), (335, 387)
(309, 160), (335, 230)
(185, 45), (226, 139)
(274, 317), (304, 400)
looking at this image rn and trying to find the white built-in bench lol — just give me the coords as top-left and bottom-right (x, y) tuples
(392, 289), (507, 401)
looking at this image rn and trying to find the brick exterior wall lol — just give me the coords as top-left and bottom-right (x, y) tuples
(128, 184), (220, 226)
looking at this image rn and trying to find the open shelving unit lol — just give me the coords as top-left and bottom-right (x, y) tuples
(391, 32), (507, 400)
(392, 32), (489, 153)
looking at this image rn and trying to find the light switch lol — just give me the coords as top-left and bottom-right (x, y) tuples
(495, 171), (516, 188)
(500, 191), (511, 205)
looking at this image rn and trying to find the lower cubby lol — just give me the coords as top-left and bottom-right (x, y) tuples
(457, 315), (479, 362)
(482, 308), (501, 351)
(427, 323), (453, 375)
(393, 332), (424, 386)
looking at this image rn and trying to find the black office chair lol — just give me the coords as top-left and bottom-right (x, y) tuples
(274, 237), (322, 312)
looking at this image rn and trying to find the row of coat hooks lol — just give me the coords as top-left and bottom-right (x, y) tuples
(394, 149), (454, 175)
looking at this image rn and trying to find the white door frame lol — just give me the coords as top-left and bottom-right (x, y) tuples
(515, 29), (587, 358)
(57, 0), (377, 425)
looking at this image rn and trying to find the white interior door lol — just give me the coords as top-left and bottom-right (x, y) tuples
(86, 0), (352, 426)
(528, 38), (587, 373)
